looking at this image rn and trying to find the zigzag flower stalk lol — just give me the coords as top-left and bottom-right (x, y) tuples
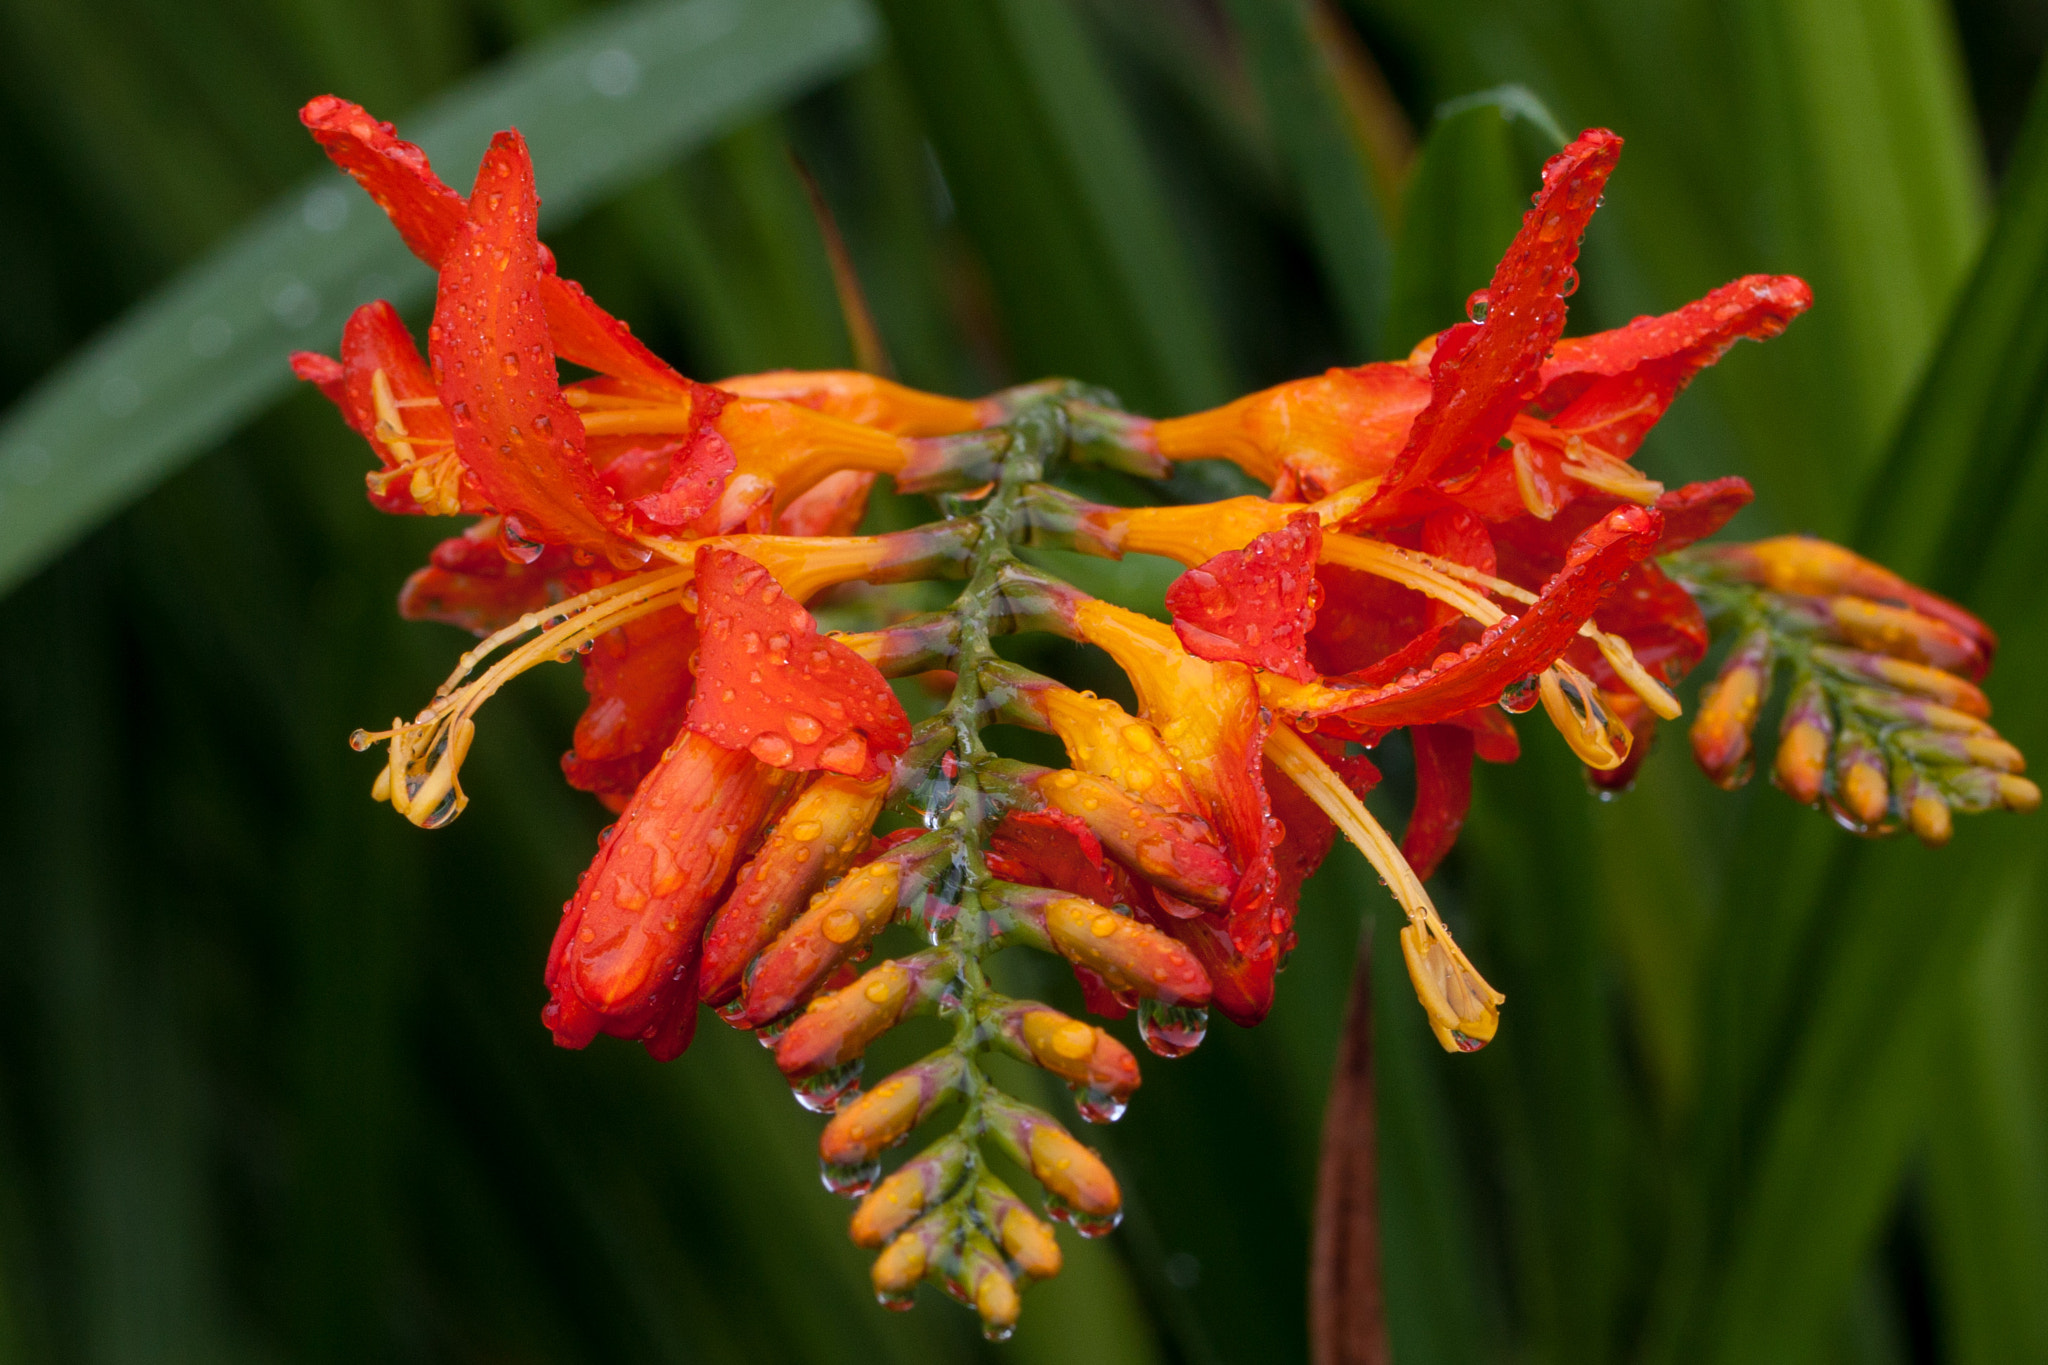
(294, 100), (2034, 1333)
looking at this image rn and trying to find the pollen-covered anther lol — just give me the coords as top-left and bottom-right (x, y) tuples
(1400, 918), (1505, 1053)
(820, 1053), (966, 1168)
(1539, 659), (1632, 771)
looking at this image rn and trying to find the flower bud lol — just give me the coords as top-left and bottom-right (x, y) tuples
(2000, 774), (2043, 812)
(743, 859), (905, 1025)
(1809, 645), (1990, 716)
(776, 952), (949, 1080)
(1030, 768), (1237, 907)
(1400, 919), (1505, 1053)
(820, 1053), (966, 1168)
(1829, 596), (1988, 677)
(988, 886), (1212, 1006)
(850, 1139), (970, 1249)
(1907, 791), (1953, 848)
(1691, 629), (1771, 787)
(701, 773), (887, 1006)
(1833, 728), (1890, 830)
(959, 1236), (1023, 1340)
(872, 1209), (953, 1298)
(973, 1177), (1063, 1281)
(994, 1002), (1141, 1107)
(983, 1095), (1121, 1224)
(1774, 675), (1833, 806)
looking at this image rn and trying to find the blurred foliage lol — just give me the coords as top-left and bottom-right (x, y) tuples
(1, 0), (2046, 1362)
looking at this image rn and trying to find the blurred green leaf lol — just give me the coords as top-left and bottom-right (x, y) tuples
(0, 0), (880, 597)
(1218, 0), (1393, 356)
(1383, 88), (1561, 349)
(871, 0), (1233, 415)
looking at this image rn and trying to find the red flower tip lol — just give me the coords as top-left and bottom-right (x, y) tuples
(1166, 513), (1323, 681)
(289, 350), (346, 406)
(685, 547), (911, 779)
(300, 95), (466, 268)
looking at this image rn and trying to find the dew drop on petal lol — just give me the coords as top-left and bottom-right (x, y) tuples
(787, 713), (824, 744)
(750, 733), (795, 766)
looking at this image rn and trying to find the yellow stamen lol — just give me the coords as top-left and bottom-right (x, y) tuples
(1561, 434), (1663, 504)
(1264, 725), (1503, 1051)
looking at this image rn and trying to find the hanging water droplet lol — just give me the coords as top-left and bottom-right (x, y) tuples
(1498, 674), (1542, 714)
(1467, 289), (1491, 323)
(1136, 999), (1208, 1058)
(791, 1058), (863, 1113)
(982, 1322), (1015, 1343)
(1074, 1084), (1128, 1124)
(419, 786), (464, 830)
(820, 1155), (881, 1197)
(876, 1289), (916, 1312)
(1044, 1193), (1122, 1238)
(754, 1011), (796, 1048)
(714, 996), (750, 1026)
(501, 519), (545, 564)
(348, 728), (373, 752)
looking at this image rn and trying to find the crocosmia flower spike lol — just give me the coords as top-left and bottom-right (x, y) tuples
(298, 99), (2030, 1335)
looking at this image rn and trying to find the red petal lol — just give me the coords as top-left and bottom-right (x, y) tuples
(987, 809), (1117, 904)
(542, 732), (787, 1060)
(1537, 276), (1813, 458)
(1167, 513), (1323, 681)
(629, 424), (737, 528)
(777, 470), (878, 537)
(290, 351), (348, 411)
(396, 519), (585, 634)
(1364, 130), (1623, 516)
(1298, 505), (1663, 728)
(302, 97), (698, 396)
(561, 605), (698, 803)
(301, 96), (468, 266)
(1438, 704), (1521, 764)
(1155, 913), (1276, 1026)
(1402, 725), (1474, 879)
(685, 547), (911, 780)
(432, 132), (637, 557)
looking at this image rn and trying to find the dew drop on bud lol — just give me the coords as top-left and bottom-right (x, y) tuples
(1043, 1193), (1122, 1238)
(983, 1323), (1016, 1343)
(790, 1058), (863, 1113)
(1137, 999), (1209, 1058)
(876, 1289), (916, 1313)
(820, 1155), (881, 1197)
(1074, 1085), (1128, 1125)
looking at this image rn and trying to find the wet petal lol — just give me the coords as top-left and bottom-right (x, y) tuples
(685, 547), (911, 780)
(1166, 513), (1323, 681)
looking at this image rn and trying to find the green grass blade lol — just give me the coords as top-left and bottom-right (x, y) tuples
(1383, 89), (1561, 350)
(1218, 0), (1394, 356)
(1856, 61), (2048, 586)
(0, 0), (880, 598)
(872, 0), (1233, 415)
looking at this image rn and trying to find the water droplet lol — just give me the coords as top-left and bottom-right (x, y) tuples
(751, 733), (795, 765)
(419, 786), (463, 830)
(820, 1155), (881, 1197)
(1498, 674), (1542, 714)
(787, 713), (823, 744)
(1137, 999), (1208, 1058)
(982, 1323), (1015, 1343)
(789, 819), (823, 842)
(755, 1011), (796, 1048)
(1466, 289), (1491, 323)
(821, 909), (862, 944)
(876, 1289), (916, 1312)
(1044, 1194), (1122, 1238)
(501, 519), (545, 564)
(348, 728), (373, 752)
(791, 1058), (863, 1113)
(500, 351), (520, 377)
(1075, 1085), (1127, 1124)
(864, 978), (893, 1003)
(1051, 1021), (1095, 1059)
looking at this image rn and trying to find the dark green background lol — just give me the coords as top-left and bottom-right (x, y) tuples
(3, 0), (2047, 1360)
